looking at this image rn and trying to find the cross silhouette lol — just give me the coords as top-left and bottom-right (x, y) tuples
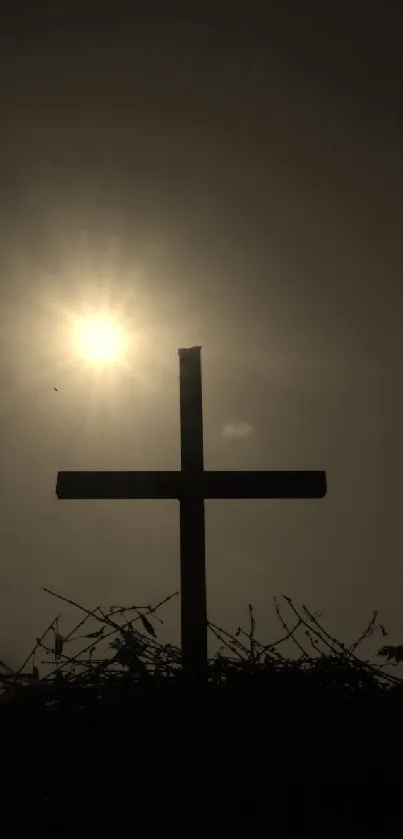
(56, 346), (327, 684)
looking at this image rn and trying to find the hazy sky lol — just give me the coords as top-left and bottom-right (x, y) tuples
(1, 6), (402, 669)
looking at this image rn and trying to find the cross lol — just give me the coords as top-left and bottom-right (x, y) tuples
(56, 346), (327, 685)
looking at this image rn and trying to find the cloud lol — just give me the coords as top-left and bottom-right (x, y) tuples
(220, 421), (255, 439)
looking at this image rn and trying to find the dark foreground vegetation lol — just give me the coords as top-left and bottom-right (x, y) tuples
(1, 587), (402, 824)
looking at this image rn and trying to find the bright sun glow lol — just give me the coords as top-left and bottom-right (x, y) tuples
(76, 317), (124, 365)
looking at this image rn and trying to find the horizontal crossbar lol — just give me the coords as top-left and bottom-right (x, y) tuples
(56, 470), (327, 500)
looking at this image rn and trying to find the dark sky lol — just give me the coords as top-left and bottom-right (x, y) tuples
(1, 4), (402, 668)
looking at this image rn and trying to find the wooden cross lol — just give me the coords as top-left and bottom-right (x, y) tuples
(56, 346), (327, 684)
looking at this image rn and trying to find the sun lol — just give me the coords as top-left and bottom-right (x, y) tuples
(76, 316), (124, 365)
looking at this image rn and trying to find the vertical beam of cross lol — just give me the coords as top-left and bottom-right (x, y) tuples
(178, 347), (207, 683)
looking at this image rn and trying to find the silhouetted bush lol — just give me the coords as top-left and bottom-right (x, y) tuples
(2, 587), (402, 711)
(1, 586), (402, 805)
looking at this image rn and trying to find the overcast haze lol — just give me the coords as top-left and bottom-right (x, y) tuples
(1, 5), (402, 668)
